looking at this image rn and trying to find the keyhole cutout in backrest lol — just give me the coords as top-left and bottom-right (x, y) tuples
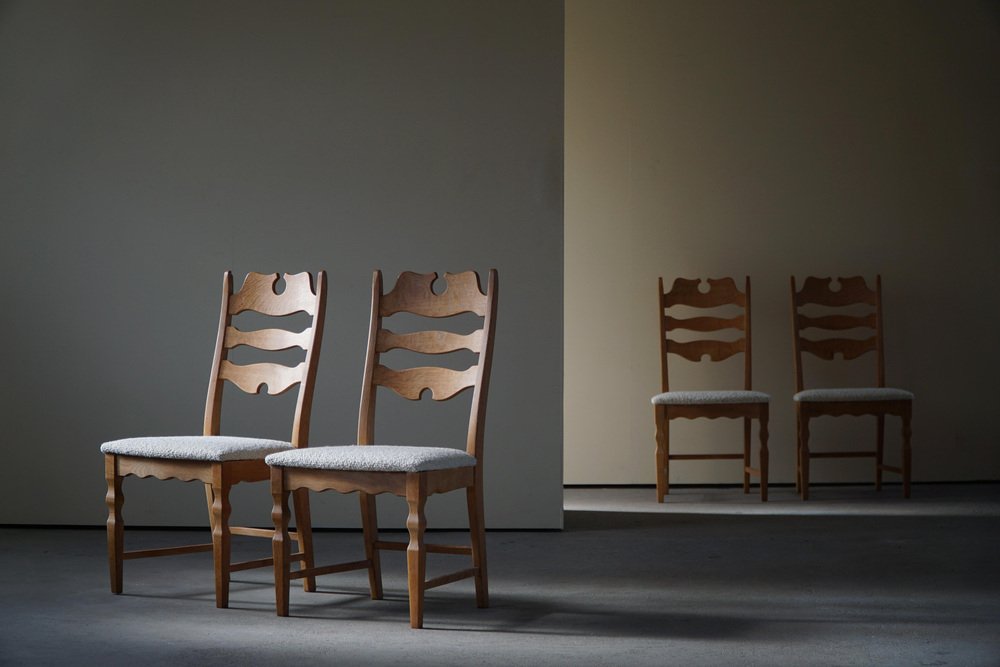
(697, 279), (711, 294)
(431, 274), (447, 295)
(273, 275), (286, 295)
(829, 277), (841, 292)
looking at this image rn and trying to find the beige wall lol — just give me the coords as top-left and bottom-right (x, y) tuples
(565, 0), (1000, 484)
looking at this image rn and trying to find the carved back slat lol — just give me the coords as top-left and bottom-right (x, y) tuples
(376, 329), (484, 355)
(659, 276), (752, 392)
(204, 271), (326, 447)
(380, 271), (488, 318)
(358, 269), (498, 461)
(791, 275), (884, 391)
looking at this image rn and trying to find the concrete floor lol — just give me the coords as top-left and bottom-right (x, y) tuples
(1, 484), (998, 666)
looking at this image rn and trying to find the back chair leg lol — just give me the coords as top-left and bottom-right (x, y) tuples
(759, 407), (769, 502)
(105, 455), (124, 594)
(291, 488), (316, 592)
(359, 492), (383, 600)
(405, 474), (428, 629)
(654, 406), (669, 502)
(467, 480), (489, 608)
(875, 414), (885, 491)
(271, 469), (291, 617)
(743, 417), (751, 494)
(210, 464), (232, 609)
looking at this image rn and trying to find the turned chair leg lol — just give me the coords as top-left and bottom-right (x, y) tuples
(360, 492), (383, 600)
(405, 474), (428, 629)
(654, 406), (669, 502)
(467, 479), (489, 608)
(271, 468), (291, 617)
(105, 455), (124, 594)
(759, 406), (769, 502)
(210, 465), (232, 609)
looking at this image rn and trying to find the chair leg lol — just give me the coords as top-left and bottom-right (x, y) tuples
(759, 406), (769, 503)
(405, 473), (428, 629)
(204, 484), (217, 532)
(654, 406), (668, 502)
(875, 414), (885, 492)
(467, 477), (489, 608)
(291, 488), (316, 593)
(794, 404), (802, 495)
(271, 467), (291, 617)
(211, 464), (232, 609)
(799, 412), (811, 501)
(359, 492), (383, 600)
(743, 417), (751, 494)
(901, 405), (912, 499)
(104, 455), (124, 594)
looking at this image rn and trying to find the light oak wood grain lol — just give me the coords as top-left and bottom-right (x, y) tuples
(376, 329), (484, 355)
(229, 272), (318, 316)
(373, 364), (477, 401)
(380, 271), (488, 318)
(218, 360), (306, 396)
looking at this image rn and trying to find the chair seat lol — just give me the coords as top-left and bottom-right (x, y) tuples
(651, 390), (770, 405)
(265, 445), (477, 473)
(794, 387), (914, 402)
(100, 435), (294, 462)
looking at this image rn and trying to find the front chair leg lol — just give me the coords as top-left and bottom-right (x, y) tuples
(654, 406), (669, 502)
(743, 417), (751, 494)
(901, 405), (912, 499)
(405, 473), (428, 629)
(291, 488), (316, 592)
(799, 413), (811, 501)
(211, 464), (232, 609)
(105, 455), (124, 594)
(271, 467), (291, 617)
(759, 405), (769, 502)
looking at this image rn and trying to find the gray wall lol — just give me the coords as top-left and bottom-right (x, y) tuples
(565, 0), (1000, 485)
(0, 1), (564, 528)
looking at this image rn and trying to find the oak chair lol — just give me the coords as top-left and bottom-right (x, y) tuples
(266, 269), (497, 629)
(652, 277), (770, 502)
(790, 275), (913, 500)
(101, 271), (326, 607)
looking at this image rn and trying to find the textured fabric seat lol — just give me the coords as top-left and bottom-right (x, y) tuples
(652, 390), (770, 405)
(793, 388), (914, 403)
(266, 445), (476, 473)
(101, 435), (293, 462)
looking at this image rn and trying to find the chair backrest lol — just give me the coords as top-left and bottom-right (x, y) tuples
(358, 270), (498, 462)
(658, 276), (752, 393)
(203, 271), (327, 446)
(790, 275), (884, 392)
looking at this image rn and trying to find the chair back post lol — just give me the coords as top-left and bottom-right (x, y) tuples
(875, 274), (886, 388)
(743, 275), (752, 391)
(466, 269), (498, 461)
(658, 277), (669, 393)
(291, 271), (327, 447)
(357, 270), (384, 446)
(204, 271), (235, 436)
(790, 275), (804, 393)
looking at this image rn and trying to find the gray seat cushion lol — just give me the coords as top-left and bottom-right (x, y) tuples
(651, 390), (770, 405)
(265, 445), (476, 473)
(100, 435), (293, 462)
(794, 387), (914, 402)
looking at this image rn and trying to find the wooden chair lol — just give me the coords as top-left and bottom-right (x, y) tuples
(266, 269), (497, 629)
(653, 277), (770, 502)
(101, 271), (326, 607)
(790, 275), (913, 500)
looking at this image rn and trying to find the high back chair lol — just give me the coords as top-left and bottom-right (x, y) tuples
(790, 275), (913, 500)
(266, 269), (497, 629)
(101, 271), (326, 607)
(652, 277), (770, 502)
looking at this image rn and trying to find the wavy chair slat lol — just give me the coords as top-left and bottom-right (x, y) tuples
(380, 271), (488, 318)
(373, 364), (477, 401)
(797, 313), (876, 331)
(665, 314), (745, 332)
(219, 360), (305, 395)
(224, 326), (312, 351)
(799, 336), (877, 361)
(229, 272), (318, 316)
(663, 277), (746, 308)
(795, 276), (876, 307)
(376, 329), (484, 355)
(666, 338), (746, 362)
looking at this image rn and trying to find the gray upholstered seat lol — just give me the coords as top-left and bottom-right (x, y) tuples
(651, 390), (771, 405)
(266, 445), (476, 473)
(793, 387), (914, 402)
(100, 435), (293, 462)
